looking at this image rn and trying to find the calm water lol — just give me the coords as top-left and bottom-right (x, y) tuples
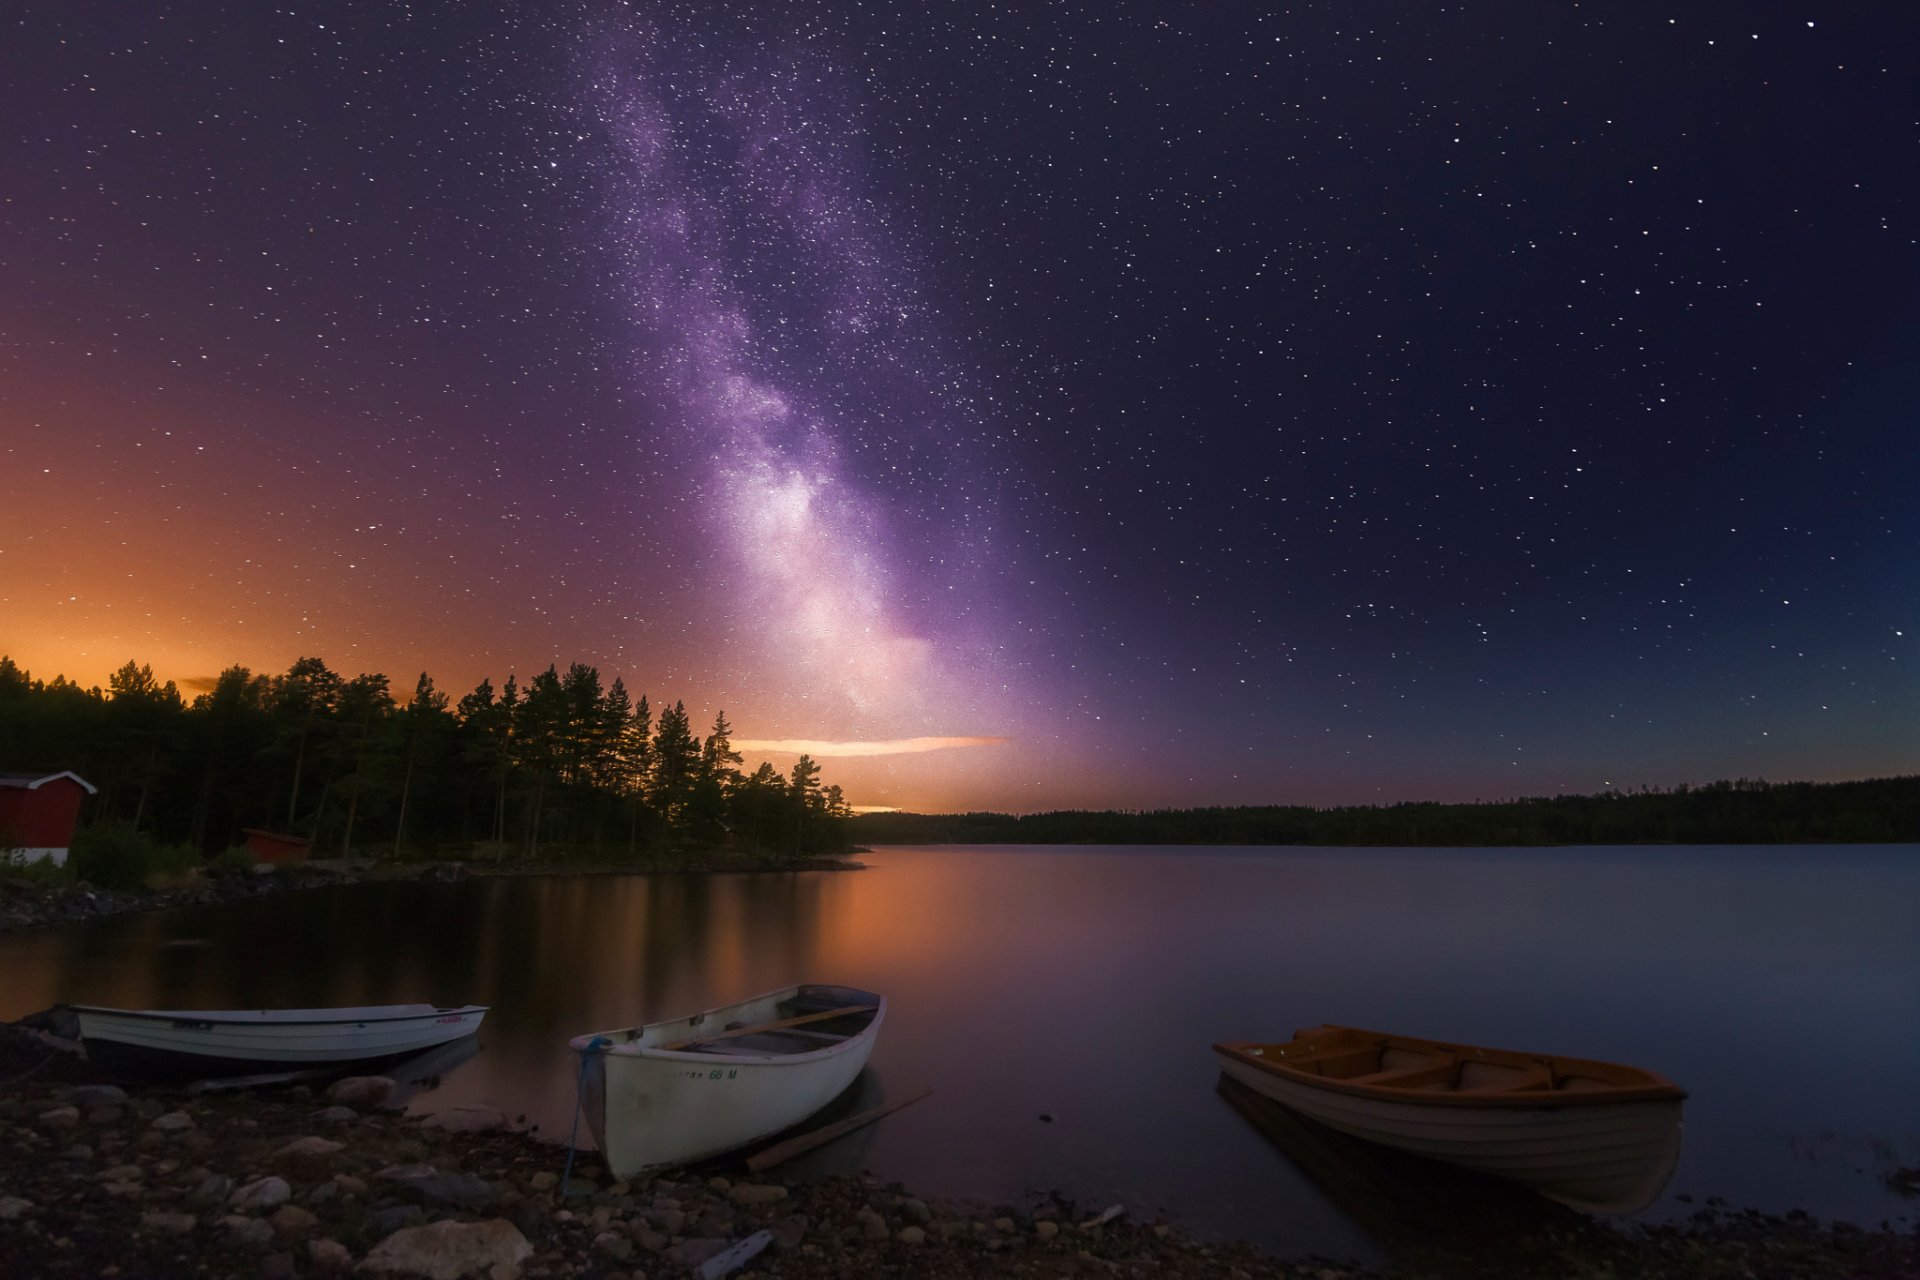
(3, 844), (1916, 1261)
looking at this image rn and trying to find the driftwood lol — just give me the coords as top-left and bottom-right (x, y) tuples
(745, 1085), (932, 1173)
(697, 1229), (773, 1279)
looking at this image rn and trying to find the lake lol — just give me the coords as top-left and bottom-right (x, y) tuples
(2, 843), (1915, 1262)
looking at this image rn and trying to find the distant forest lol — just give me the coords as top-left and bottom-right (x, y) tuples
(849, 776), (1920, 847)
(0, 656), (850, 860)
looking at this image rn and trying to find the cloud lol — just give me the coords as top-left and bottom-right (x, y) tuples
(733, 736), (1008, 758)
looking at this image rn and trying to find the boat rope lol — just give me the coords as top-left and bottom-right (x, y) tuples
(561, 1036), (610, 1199)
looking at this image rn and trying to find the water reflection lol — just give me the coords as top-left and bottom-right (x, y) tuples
(1, 845), (1915, 1261)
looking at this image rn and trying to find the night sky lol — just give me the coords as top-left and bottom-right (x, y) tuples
(3, 2), (1915, 813)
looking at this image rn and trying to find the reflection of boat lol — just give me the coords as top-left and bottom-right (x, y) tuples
(71, 1003), (487, 1080)
(1214, 1025), (1685, 1214)
(1216, 1074), (1590, 1264)
(572, 983), (884, 1177)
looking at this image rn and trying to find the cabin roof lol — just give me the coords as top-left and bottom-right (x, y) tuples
(0, 770), (98, 794)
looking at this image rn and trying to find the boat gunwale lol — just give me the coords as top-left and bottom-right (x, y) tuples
(1213, 1026), (1687, 1109)
(70, 1004), (488, 1028)
(570, 984), (885, 1065)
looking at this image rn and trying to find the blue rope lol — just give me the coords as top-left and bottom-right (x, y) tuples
(561, 1036), (610, 1199)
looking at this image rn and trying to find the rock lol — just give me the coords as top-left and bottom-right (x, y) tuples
(898, 1197), (931, 1223)
(325, 1075), (396, 1108)
(662, 1238), (728, 1270)
(1036, 1220), (1060, 1241)
(658, 1207), (686, 1236)
(38, 1106), (80, 1130)
(769, 1214), (808, 1249)
(333, 1173), (368, 1197)
(260, 1252), (297, 1280)
(727, 1182), (788, 1206)
(858, 1206), (890, 1241)
(364, 1205), (427, 1237)
(274, 1135), (345, 1160)
(0, 1196), (36, 1220)
(150, 1110), (195, 1133)
(140, 1210), (197, 1236)
(86, 1104), (125, 1125)
(303, 1180), (340, 1208)
(595, 1230), (634, 1260)
(71, 1084), (128, 1105)
(229, 1175), (292, 1211)
(270, 1204), (319, 1237)
(379, 1163), (498, 1209)
(422, 1104), (507, 1133)
(308, 1237), (354, 1273)
(706, 1176), (731, 1194)
(527, 1171), (558, 1192)
(220, 1214), (276, 1248)
(359, 1218), (533, 1280)
(897, 1225), (927, 1245)
(98, 1163), (145, 1183)
(61, 1143), (93, 1162)
(313, 1105), (358, 1122)
(189, 1173), (232, 1207)
(993, 1216), (1016, 1233)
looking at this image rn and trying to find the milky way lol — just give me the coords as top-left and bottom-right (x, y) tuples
(581, 20), (1016, 753)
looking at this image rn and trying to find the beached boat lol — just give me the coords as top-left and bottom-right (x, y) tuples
(1214, 1024), (1686, 1214)
(71, 1003), (487, 1080)
(571, 983), (884, 1177)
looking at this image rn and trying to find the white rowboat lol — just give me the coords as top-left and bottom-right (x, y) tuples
(71, 1003), (487, 1080)
(571, 983), (884, 1177)
(1215, 1025), (1685, 1214)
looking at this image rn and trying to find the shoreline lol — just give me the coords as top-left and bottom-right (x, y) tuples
(2, 1028), (1914, 1279)
(0, 853), (865, 936)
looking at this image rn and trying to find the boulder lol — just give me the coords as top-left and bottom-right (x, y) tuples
(358, 1219), (532, 1280)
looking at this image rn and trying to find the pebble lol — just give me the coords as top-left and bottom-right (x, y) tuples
(308, 1238), (354, 1273)
(150, 1110), (195, 1132)
(1036, 1221), (1061, 1241)
(229, 1176), (292, 1211)
(270, 1204), (319, 1237)
(897, 1225), (927, 1245)
(219, 1214), (275, 1248)
(139, 1210), (196, 1236)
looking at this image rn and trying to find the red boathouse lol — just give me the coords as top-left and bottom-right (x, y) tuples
(241, 828), (312, 866)
(0, 770), (97, 867)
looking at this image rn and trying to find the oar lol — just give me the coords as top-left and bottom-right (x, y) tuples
(744, 1085), (932, 1172)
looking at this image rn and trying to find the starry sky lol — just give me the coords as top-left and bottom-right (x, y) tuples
(2, 2), (1915, 813)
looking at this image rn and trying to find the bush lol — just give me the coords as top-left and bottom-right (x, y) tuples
(207, 846), (257, 877)
(67, 820), (160, 891)
(0, 846), (73, 884)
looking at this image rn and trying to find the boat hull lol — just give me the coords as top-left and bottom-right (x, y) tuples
(1215, 1051), (1681, 1214)
(72, 1004), (487, 1081)
(574, 984), (883, 1177)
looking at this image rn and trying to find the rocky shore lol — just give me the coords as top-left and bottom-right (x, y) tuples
(0, 851), (862, 936)
(2, 1028), (1914, 1280)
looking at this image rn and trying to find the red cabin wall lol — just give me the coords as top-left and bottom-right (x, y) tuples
(0, 779), (87, 849)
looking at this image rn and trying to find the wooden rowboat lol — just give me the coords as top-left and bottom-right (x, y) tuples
(71, 1003), (487, 1080)
(571, 983), (884, 1177)
(1214, 1025), (1685, 1214)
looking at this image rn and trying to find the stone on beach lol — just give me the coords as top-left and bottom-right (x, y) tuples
(358, 1218), (532, 1280)
(308, 1237), (354, 1273)
(270, 1204), (319, 1236)
(140, 1210), (197, 1236)
(229, 1175), (292, 1211)
(0, 1195), (36, 1220)
(378, 1163), (498, 1209)
(274, 1135), (345, 1160)
(150, 1110), (196, 1132)
(324, 1076), (396, 1108)
(727, 1181), (788, 1206)
(421, 1104), (507, 1133)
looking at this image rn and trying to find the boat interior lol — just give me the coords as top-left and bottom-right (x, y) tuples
(656, 990), (875, 1059)
(1230, 1025), (1680, 1098)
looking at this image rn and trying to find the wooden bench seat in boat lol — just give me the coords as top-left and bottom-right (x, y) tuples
(662, 1004), (878, 1053)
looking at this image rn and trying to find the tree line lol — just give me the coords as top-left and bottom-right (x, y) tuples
(849, 776), (1920, 847)
(0, 655), (851, 861)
